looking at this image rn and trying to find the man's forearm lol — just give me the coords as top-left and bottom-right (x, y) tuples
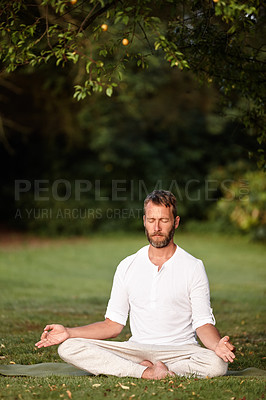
(66, 319), (124, 340)
(196, 323), (236, 363)
(35, 319), (124, 348)
(196, 323), (221, 350)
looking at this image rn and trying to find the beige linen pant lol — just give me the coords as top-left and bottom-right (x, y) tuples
(58, 338), (228, 379)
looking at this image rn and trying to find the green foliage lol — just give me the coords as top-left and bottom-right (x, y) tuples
(0, 52), (259, 235)
(0, 1), (264, 236)
(209, 168), (266, 240)
(0, 0), (265, 158)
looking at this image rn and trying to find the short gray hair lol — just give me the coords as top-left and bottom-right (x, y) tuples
(143, 190), (177, 219)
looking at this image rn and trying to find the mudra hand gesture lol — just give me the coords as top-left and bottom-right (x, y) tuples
(35, 324), (69, 348)
(215, 336), (236, 363)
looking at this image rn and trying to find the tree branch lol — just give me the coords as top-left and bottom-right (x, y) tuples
(81, 0), (117, 31)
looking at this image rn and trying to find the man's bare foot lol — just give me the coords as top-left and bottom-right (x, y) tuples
(140, 360), (154, 368)
(141, 361), (175, 380)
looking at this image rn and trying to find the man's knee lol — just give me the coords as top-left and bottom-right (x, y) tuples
(206, 353), (228, 378)
(58, 338), (86, 361)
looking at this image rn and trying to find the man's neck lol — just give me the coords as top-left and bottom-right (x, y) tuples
(148, 241), (176, 270)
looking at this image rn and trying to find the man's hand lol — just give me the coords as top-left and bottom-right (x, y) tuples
(35, 319), (124, 349)
(35, 324), (70, 348)
(214, 335), (236, 363)
(196, 324), (236, 363)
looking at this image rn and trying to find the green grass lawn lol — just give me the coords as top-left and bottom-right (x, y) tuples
(0, 232), (265, 399)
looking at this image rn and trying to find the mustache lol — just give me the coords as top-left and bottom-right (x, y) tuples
(152, 232), (164, 236)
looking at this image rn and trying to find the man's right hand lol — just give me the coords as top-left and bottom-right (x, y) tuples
(35, 324), (70, 348)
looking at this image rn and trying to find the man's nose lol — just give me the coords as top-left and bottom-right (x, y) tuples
(154, 221), (161, 231)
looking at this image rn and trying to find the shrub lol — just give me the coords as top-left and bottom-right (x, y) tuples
(209, 170), (266, 240)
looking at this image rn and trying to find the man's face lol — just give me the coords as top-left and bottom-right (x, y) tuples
(143, 202), (180, 248)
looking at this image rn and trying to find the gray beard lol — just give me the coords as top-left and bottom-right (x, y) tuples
(145, 224), (175, 248)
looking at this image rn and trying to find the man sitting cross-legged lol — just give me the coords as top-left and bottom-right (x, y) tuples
(35, 190), (235, 379)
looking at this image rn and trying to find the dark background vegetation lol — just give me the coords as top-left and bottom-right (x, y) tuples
(0, 0), (265, 239)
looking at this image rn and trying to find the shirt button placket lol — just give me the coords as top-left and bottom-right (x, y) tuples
(150, 267), (159, 310)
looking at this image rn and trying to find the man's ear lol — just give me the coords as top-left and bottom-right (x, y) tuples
(143, 215), (146, 227)
(175, 216), (180, 229)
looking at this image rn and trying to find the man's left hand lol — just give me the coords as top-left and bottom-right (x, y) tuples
(215, 336), (236, 363)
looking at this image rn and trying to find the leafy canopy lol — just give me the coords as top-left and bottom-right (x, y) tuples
(1, 0), (265, 165)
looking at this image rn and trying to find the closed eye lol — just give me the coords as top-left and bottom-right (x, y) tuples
(146, 218), (169, 223)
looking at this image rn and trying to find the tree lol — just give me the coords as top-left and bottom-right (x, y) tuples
(0, 57), (256, 234)
(0, 0), (265, 166)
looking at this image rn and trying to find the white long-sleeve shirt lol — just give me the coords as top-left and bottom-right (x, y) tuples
(105, 245), (215, 346)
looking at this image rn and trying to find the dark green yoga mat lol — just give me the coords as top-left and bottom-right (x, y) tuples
(0, 363), (92, 377)
(0, 363), (265, 377)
